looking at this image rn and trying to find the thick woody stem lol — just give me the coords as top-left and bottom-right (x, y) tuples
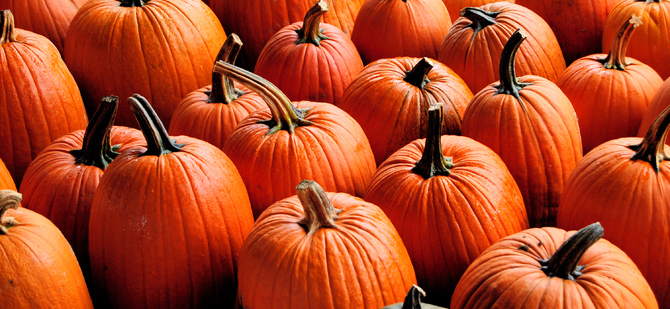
(602, 14), (642, 70)
(296, 180), (342, 234)
(495, 29), (532, 100)
(412, 104), (454, 179)
(0, 10), (17, 44)
(119, 0), (148, 7)
(71, 96), (121, 170)
(461, 7), (501, 37)
(128, 94), (183, 156)
(630, 103), (670, 172)
(404, 58), (434, 89)
(296, 0), (330, 46)
(401, 285), (426, 309)
(208, 34), (245, 104)
(540, 222), (604, 280)
(0, 190), (21, 235)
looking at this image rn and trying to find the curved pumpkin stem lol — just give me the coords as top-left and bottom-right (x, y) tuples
(128, 94), (183, 156)
(0, 190), (21, 235)
(404, 58), (434, 90)
(119, 0), (148, 7)
(0, 10), (17, 44)
(208, 34), (245, 104)
(630, 103), (670, 172)
(495, 29), (532, 100)
(402, 285), (426, 309)
(296, 180), (342, 234)
(213, 61), (311, 134)
(71, 96), (121, 170)
(540, 222), (603, 281)
(296, 0), (330, 46)
(412, 104), (454, 179)
(602, 14), (642, 70)
(461, 7), (501, 37)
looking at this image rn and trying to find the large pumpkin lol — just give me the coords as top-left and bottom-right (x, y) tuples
(64, 0), (226, 128)
(88, 95), (254, 308)
(0, 10), (88, 187)
(461, 30), (582, 227)
(237, 180), (417, 309)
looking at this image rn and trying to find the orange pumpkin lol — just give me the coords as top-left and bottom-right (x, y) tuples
(0, 159), (16, 191)
(638, 76), (670, 141)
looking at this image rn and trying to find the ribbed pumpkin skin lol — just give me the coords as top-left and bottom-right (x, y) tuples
(89, 135), (254, 308)
(603, 1), (670, 79)
(209, 0), (363, 69)
(0, 207), (94, 308)
(451, 227), (658, 308)
(351, 0), (451, 64)
(461, 77), (582, 227)
(557, 137), (670, 307)
(442, 0), (514, 23)
(238, 192), (417, 309)
(639, 77), (670, 141)
(64, 0), (225, 128)
(0, 26), (88, 187)
(223, 101), (377, 218)
(254, 21), (364, 104)
(0, 159), (16, 190)
(337, 57), (473, 165)
(557, 55), (662, 154)
(168, 83), (265, 149)
(438, 2), (566, 94)
(365, 135), (528, 306)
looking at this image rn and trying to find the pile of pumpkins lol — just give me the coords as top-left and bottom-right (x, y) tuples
(0, 0), (669, 308)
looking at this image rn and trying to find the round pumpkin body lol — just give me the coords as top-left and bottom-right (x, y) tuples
(442, 0), (514, 23)
(0, 159), (16, 191)
(639, 76), (670, 141)
(438, 3), (565, 94)
(351, 0), (451, 64)
(64, 0), (226, 128)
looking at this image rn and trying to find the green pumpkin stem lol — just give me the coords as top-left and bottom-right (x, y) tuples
(128, 94), (183, 156)
(541, 222), (603, 280)
(296, 0), (330, 46)
(401, 285), (426, 309)
(630, 104), (670, 172)
(404, 58), (434, 89)
(602, 14), (642, 70)
(412, 104), (454, 179)
(213, 61), (311, 134)
(119, 0), (148, 7)
(70, 96), (121, 170)
(0, 190), (21, 235)
(461, 7), (501, 37)
(297, 180), (342, 234)
(208, 34), (245, 104)
(495, 29), (531, 100)
(0, 10), (16, 44)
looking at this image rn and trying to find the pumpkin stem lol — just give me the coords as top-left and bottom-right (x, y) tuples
(404, 58), (434, 89)
(495, 29), (532, 100)
(208, 34), (245, 104)
(296, 0), (330, 46)
(461, 7), (501, 37)
(401, 285), (426, 309)
(0, 190), (21, 235)
(128, 94), (184, 156)
(540, 222), (603, 281)
(119, 0), (148, 7)
(0, 10), (17, 44)
(70, 96), (121, 170)
(629, 103), (670, 172)
(297, 180), (342, 234)
(412, 104), (454, 179)
(213, 61), (312, 134)
(602, 14), (642, 70)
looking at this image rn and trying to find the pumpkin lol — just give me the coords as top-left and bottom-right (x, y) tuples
(168, 34), (265, 149)
(254, 0), (364, 104)
(438, 3), (566, 94)
(351, 0), (451, 64)
(0, 190), (94, 308)
(638, 76), (670, 141)
(64, 0), (226, 128)
(337, 57), (473, 165)
(237, 180), (417, 309)
(451, 223), (658, 308)
(365, 104), (528, 306)
(461, 29), (582, 227)
(557, 14), (663, 154)
(0, 159), (16, 191)
(602, 0), (670, 79)
(442, 0), (514, 23)
(216, 61), (376, 219)
(0, 10), (88, 187)
(557, 102), (670, 307)
(381, 285), (446, 309)
(88, 95), (254, 308)
(20, 96), (143, 285)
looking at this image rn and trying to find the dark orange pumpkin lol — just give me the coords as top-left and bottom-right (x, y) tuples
(64, 0), (226, 128)
(88, 95), (254, 308)
(558, 102), (670, 307)
(254, 0), (364, 104)
(557, 14), (662, 154)
(461, 30), (582, 228)
(451, 223), (658, 308)
(365, 104), (528, 306)
(0, 159), (16, 191)
(0, 10), (89, 187)
(237, 180), (417, 309)
(168, 34), (265, 150)
(0, 190), (94, 308)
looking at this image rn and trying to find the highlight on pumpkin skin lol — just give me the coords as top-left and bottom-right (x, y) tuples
(208, 34), (245, 104)
(411, 103), (454, 179)
(602, 14), (643, 70)
(70, 96), (121, 170)
(296, 180), (342, 234)
(630, 102), (670, 172)
(128, 94), (184, 156)
(295, 0), (331, 46)
(540, 222), (604, 281)
(495, 29), (533, 100)
(0, 190), (21, 235)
